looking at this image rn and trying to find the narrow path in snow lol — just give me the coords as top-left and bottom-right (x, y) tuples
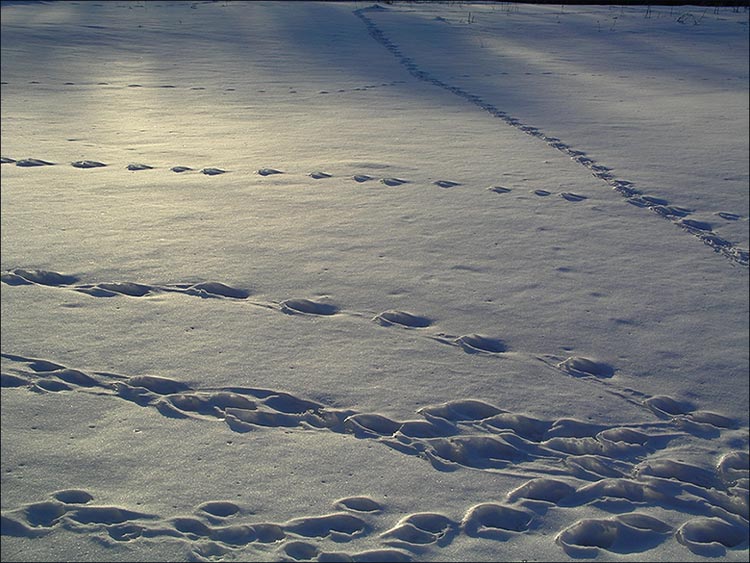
(352, 5), (748, 268)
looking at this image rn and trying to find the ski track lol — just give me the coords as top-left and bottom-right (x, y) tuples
(351, 5), (749, 268)
(1, 348), (748, 560)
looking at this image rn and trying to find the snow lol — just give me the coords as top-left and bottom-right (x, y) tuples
(1, 1), (748, 562)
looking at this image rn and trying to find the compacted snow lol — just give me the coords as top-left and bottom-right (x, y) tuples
(1, 2), (748, 561)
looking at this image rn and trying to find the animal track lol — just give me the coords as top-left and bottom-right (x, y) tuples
(462, 503), (533, 539)
(373, 310), (432, 328)
(71, 160), (106, 168)
(380, 177), (408, 186)
(488, 186), (512, 194)
(454, 334), (507, 354)
(557, 356), (615, 378)
(201, 167), (226, 175)
(2, 350), (746, 559)
(352, 5), (748, 266)
(556, 513), (672, 557)
(257, 168), (282, 176)
(126, 163), (153, 171)
(280, 298), (339, 316)
(15, 158), (55, 167)
(560, 192), (587, 202)
(1, 269), (250, 301)
(7, 151), (744, 267)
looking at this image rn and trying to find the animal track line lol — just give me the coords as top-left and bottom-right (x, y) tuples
(0, 341), (742, 483)
(3, 267), (741, 420)
(2, 352), (747, 559)
(352, 5), (749, 267)
(3, 155), (746, 258)
(2, 473), (747, 560)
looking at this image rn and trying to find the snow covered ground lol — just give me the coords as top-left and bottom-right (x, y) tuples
(1, 1), (748, 561)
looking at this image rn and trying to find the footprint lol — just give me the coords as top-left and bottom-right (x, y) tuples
(209, 524), (257, 545)
(284, 513), (367, 540)
(634, 459), (722, 490)
(380, 178), (407, 186)
(455, 334), (507, 354)
(224, 407), (301, 429)
(78, 282), (152, 297)
(462, 503), (533, 539)
(717, 451), (749, 484)
(280, 298), (338, 316)
(2, 269), (79, 286)
(52, 490), (94, 505)
(170, 516), (212, 537)
(652, 205), (692, 218)
(50, 368), (101, 388)
(418, 399), (503, 422)
(126, 375), (191, 395)
(334, 497), (383, 513)
(164, 391), (256, 416)
(353, 175), (373, 182)
(15, 158), (55, 167)
(344, 413), (401, 438)
(557, 356), (614, 378)
(483, 412), (551, 441)
(373, 310), (432, 328)
(184, 282), (250, 299)
(643, 395), (695, 417)
(434, 180), (460, 188)
(309, 171), (332, 179)
(170, 166), (192, 173)
(126, 163), (154, 171)
(22, 501), (67, 527)
(67, 505), (156, 525)
(382, 512), (456, 548)
(681, 219), (713, 231)
(533, 189), (552, 197)
(676, 518), (747, 556)
(428, 436), (527, 469)
(641, 195), (670, 206)
(201, 168), (226, 175)
(556, 514), (671, 557)
(717, 212), (741, 221)
(257, 168), (282, 176)
(198, 501), (240, 518)
(560, 192), (587, 202)
(685, 410), (736, 429)
(1, 373), (31, 387)
(34, 379), (71, 392)
(506, 478), (576, 504)
(1, 157), (16, 164)
(488, 186), (512, 194)
(284, 541), (319, 560)
(71, 160), (106, 169)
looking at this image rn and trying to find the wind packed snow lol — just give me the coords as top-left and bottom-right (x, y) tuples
(1, 1), (748, 562)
